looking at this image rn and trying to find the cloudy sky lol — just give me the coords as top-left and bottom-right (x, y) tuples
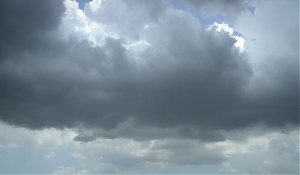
(0, 0), (299, 174)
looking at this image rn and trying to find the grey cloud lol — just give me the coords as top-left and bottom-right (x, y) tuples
(226, 130), (299, 174)
(0, 121), (297, 174)
(70, 138), (228, 173)
(235, 0), (299, 129)
(0, 37), (131, 129)
(181, 0), (249, 22)
(144, 139), (226, 166)
(74, 120), (227, 142)
(84, 0), (169, 39)
(0, 0), (65, 62)
(242, 55), (299, 128)
(0, 0), (298, 145)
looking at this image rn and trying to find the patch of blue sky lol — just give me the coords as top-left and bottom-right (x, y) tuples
(170, 0), (226, 27)
(170, 0), (186, 11)
(76, 0), (92, 10)
(246, 4), (256, 15)
(169, 1), (246, 38)
(196, 14), (225, 26)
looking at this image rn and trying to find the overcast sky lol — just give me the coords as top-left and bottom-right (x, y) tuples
(0, 0), (299, 174)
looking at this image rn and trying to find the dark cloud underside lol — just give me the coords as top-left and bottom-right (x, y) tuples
(0, 0), (298, 142)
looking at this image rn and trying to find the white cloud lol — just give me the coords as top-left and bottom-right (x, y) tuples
(209, 22), (245, 51)
(60, 0), (105, 44)
(0, 122), (298, 173)
(69, 152), (86, 159)
(45, 151), (55, 159)
(213, 129), (299, 174)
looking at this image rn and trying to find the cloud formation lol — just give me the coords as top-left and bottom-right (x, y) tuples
(0, 0), (298, 141)
(0, 121), (298, 174)
(0, 0), (298, 173)
(182, 0), (248, 19)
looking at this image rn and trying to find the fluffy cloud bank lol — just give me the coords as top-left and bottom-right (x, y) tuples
(0, 122), (298, 174)
(0, 0), (298, 173)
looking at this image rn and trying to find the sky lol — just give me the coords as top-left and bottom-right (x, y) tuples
(0, 0), (299, 174)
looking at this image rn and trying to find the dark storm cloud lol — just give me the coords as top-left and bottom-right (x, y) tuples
(243, 54), (299, 127)
(0, 0), (298, 143)
(0, 37), (130, 129)
(0, 0), (65, 62)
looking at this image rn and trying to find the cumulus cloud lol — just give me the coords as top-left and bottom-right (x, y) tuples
(0, 0), (65, 62)
(84, 0), (169, 40)
(0, 0), (297, 141)
(0, 0), (298, 173)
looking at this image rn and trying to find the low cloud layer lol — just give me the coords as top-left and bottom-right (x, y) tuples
(0, 121), (298, 174)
